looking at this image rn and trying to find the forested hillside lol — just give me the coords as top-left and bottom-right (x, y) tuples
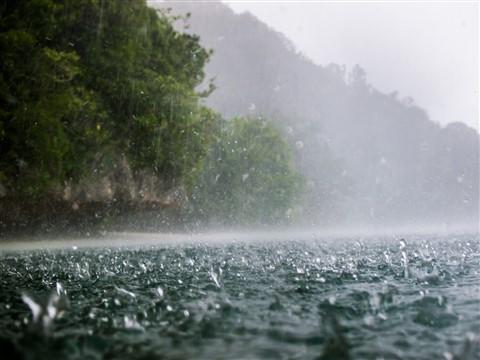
(0, 0), (301, 233)
(162, 1), (479, 227)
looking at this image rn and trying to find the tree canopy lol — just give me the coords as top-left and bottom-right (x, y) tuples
(0, 0), (303, 229)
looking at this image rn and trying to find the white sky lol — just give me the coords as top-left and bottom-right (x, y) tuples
(224, 1), (479, 130)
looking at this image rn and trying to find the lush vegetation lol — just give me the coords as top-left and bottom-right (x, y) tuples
(191, 117), (303, 225)
(0, 0), (303, 229)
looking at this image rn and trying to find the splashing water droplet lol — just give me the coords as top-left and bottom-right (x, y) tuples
(56, 282), (66, 296)
(399, 239), (409, 278)
(124, 315), (144, 331)
(209, 269), (221, 288)
(115, 287), (136, 298)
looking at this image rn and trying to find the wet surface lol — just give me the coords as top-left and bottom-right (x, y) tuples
(0, 234), (479, 359)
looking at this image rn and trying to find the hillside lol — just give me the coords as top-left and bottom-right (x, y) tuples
(0, 0), (302, 235)
(159, 1), (479, 227)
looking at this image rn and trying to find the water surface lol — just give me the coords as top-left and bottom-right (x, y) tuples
(0, 233), (479, 359)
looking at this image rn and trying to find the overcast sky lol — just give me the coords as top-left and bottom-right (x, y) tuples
(224, 1), (479, 130)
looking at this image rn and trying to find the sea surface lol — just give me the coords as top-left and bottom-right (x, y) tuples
(0, 233), (479, 359)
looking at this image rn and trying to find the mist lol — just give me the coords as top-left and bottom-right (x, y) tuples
(156, 0), (479, 232)
(1, 1), (479, 359)
(226, 1), (479, 131)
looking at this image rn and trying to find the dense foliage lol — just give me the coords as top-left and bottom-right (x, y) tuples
(0, 0), (216, 197)
(0, 0), (303, 227)
(192, 117), (303, 225)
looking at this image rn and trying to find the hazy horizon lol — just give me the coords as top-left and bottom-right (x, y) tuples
(224, 1), (479, 131)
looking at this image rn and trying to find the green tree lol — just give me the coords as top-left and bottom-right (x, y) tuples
(192, 117), (303, 225)
(0, 0), (215, 198)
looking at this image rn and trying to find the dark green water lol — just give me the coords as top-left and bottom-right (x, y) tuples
(0, 234), (479, 359)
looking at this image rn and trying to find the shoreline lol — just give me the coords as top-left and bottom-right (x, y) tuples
(0, 224), (478, 252)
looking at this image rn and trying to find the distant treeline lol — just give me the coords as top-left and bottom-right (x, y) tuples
(163, 1), (480, 226)
(0, 0), (302, 233)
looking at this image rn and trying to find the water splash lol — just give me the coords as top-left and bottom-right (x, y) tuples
(115, 286), (136, 299)
(209, 268), (221, 288)
(399, 238), (409, 278)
